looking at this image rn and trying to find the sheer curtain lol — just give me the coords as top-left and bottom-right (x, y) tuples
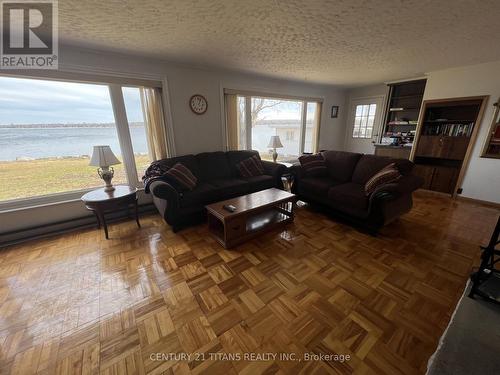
(140, 87), (171, 160)
(225, 94), (239, 150)
(311, 102), (322, 153)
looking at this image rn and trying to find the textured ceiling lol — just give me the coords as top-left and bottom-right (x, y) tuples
(59, 0), (500, 86)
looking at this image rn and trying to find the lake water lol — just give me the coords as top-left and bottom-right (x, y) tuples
(0, 126), (148, 161)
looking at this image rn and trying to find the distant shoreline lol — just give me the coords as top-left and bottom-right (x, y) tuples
(0, 122), (144, 129)
(0, 153), (148, 162)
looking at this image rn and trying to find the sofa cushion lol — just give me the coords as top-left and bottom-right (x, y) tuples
(179, 183), (217, 208)
(328, 183), (369, 212)
(237, 155), (264, 177)
(165, 163), (197, 191)
(298, 153), (327, 177)
(195, 151), (231, 181)
(321, 150), (362, 183)
(364, 163), (401, 196)
(351, 155), (397, 184)
(209, 178), (249, 197)
(227, 150), (261, 177)
(243, 175), (275, 191)
(299, 176), (340, 198)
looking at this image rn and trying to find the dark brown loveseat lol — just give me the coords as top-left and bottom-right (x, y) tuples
(291, 150), (423, 230)
(147, 150), (286, 231)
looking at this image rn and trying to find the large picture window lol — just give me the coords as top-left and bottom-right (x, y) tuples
(227, 92), (321, 161)
(0, 75), (166, 205)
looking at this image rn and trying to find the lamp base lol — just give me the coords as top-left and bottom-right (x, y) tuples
(272, 149), (278, 163)
(98, 167), (115, 192)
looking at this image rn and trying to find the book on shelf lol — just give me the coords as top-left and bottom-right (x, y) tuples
(388, 120), (410, 125)
(423, 122), (473, 136)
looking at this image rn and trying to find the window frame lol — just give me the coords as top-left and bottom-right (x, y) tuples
(225, 90), (322, 158)
(0, 73), (166, 212)
(352, 103), (377, 139)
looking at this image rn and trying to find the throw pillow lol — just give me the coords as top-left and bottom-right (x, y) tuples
(364, 163), (401, 196)
(237, 155), (265, 177)
(165, 163), (197, 191)
(298, 153), (327, 177)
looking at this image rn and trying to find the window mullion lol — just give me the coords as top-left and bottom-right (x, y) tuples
(299, 101), (307, 154)
(108, 84), (139, 187)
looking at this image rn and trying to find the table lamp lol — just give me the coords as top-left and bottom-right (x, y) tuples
(267, 135), (283, 162)
(89, 145), (121, 192)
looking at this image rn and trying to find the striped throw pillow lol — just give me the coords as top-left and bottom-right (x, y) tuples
(237, 155), (264, 177)
(364, 163), (401, 196)
(298, 153), (327, 177)
(165, 163), (197, 191)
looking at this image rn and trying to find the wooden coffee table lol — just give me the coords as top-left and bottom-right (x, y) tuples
(205, 188), (296, 248)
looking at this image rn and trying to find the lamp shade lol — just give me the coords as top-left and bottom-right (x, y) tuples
(89, 145), (121, 167)
(267, 135), (283, 148)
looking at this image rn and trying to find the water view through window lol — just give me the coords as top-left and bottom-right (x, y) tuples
(0, 76), (128, 201)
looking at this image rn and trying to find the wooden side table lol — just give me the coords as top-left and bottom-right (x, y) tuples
(81, 185), (140, 239)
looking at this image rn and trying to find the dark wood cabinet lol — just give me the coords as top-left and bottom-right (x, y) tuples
(413, 164), (459, 193)
(413, 96), (488, 196)
(413, 164), (434, 190)
(416, 136), (441, 158)
(416, 135), (470, 160)
(442, 136), (470, 160)
(431, 166), (459, 193)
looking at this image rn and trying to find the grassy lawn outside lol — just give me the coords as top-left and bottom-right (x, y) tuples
(0, 155), (150, 201)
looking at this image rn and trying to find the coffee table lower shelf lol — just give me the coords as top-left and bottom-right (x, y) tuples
(207, 204), (294, 249)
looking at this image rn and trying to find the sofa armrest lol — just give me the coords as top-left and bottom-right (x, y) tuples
(369, 174), (424, 202)
(261, 160), (286, 177)
(261, 160), (287, 188)
(289, 164), (304, 180)
(150, 180), (180, 201)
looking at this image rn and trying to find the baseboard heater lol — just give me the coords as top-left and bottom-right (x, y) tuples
(0, 203), (157, 247)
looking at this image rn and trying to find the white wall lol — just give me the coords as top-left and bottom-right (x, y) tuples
(0, 46), (347, 239)
(422, 61), (500, 204)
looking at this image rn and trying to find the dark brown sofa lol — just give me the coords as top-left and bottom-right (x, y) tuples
(148, 150), (286, 231)
(290, 150), (423, 231)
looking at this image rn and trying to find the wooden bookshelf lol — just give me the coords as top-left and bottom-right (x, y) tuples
(411, 96), (489, 196)
(383, 79), (427, 138)
(375, 79), (426, 159)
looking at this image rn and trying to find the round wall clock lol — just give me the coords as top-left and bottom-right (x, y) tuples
(189, 94), (208, 115)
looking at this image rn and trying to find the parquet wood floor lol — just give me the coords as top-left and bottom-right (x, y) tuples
(0, 191), (498, 375)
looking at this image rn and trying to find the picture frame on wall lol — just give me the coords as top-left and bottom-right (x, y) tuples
(331, 105), (339, 118)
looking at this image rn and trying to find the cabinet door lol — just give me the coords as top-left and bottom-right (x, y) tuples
(442, 136), (470, 160)
(413, 164), (434, 190)
(416, 136), (441, 157)
(430, 166), (459, 194)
